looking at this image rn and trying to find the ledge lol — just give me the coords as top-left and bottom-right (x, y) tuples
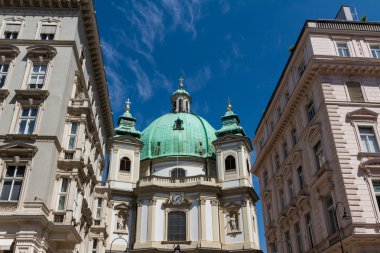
(161, 241), (191, 245)
(14, 89), (50, 100)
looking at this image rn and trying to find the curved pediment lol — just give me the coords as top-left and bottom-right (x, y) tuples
(306, 123), (321, 142)
(26, 45), (57, 60)
(347, 108), (378, 121)
(0, 44), (20, 59)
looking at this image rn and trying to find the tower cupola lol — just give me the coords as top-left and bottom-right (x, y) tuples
(215, 99), (246, 137)
(114, 98), (141, 138)
(170, 77), (191, 113)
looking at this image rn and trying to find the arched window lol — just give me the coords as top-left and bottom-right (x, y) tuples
(225, 155), (236, 171)
(119, 157), (131, 172)
(246, 159), (250, 174)
(173, 101), (177, 111)
(185, 101), (189, 112)
(179, 99), (183, 112)
(168, 211), (186, 241)
(171, 168), (186, 178)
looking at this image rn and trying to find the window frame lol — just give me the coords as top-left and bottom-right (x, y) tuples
(294, 222), (303, 253)
(370, 44), (380, 59)
(170, 168), (186, 178)
(225, 155), (236, 172)
(56, 177), (69, 211)
(167, 210), (187, 242)
(306, 100), (316, 122)
(297, 166), (305, 191)
(305, 212), (315, 249)
(0, 164), (26, 202)
(287, 178), (294, 201)
(27, 63), (48, 90)
(36, 19), (60, 40)
(66, 122), (79, 150)
(336, 42), (351, 57)
(346, 81), (365, 102)
(3, 23), (21, 39)
(324, 195), (338, 235)
(358, 125), (380, 153)
(119, 156), (131, 173)
(17, 106), (39, 135)
(313, 140), (325, 170)
(0, 63), (10, 88)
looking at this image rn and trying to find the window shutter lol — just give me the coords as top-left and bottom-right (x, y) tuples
(5, 24), (21, 32)
(347, 82), (364, 102)
(41, 25), (57, 34)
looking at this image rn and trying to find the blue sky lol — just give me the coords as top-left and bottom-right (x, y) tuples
(94, 1), (380, 251)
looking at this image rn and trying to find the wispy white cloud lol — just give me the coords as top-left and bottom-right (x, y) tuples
(186, 66), (212, 92)
(106, 66), (126, 108)
(218, 0), (231, 14)
(127, 58), (154, 101)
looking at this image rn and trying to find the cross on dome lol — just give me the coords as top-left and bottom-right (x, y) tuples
(125, 98), (131, 112)
(178, 76), (184, 89)
(227, 97), (232, 111)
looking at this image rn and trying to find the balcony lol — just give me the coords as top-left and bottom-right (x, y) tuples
(138, 175), (218, 189)
(309, 20), (380, 32)
(58, 149), (84, 169)
(67, 98), (90, 115)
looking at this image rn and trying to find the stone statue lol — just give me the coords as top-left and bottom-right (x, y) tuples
(230, 214), (237, 231)
(118, 217), (125, 230)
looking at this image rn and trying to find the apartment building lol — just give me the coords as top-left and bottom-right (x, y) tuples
(0, 1), (113, 252)
(253, 6), (380, 253)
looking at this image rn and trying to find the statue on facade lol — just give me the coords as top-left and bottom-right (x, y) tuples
(118, 217), (125, 231)
(229, 214), (238, 231)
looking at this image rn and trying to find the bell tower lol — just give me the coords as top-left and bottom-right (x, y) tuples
(107, 99), (142, 251)
(213, 100), (260, 250)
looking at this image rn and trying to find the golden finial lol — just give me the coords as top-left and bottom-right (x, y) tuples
(125, 98), (131, 112)
(227, 97), (232, 111)
(178, 76), (184, 89)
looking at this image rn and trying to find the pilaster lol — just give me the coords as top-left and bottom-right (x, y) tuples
(211, 200), (219, 241)
(135, 200), (143, 242)
(147, 199), (156, 242)
(200, 199), (207, 241)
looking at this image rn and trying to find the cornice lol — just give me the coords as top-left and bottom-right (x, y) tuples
(0, 1), (114, 140)
(253, 56), (380, 173)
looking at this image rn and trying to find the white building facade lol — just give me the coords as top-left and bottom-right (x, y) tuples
(106, 84), (261, 252)
(0, 1), (113, 253)
(253, 6), (380, 253)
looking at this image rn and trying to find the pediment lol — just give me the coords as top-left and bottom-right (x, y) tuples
(213, 134), (252, 151)
(306, 123), (321, 142)
(347, 108), (378, 121)
(114, 203), (129, 210)
(26, 45), (57, 60)
(361, 158), (380, 167)
(0, 44), (20, 59)
(0, 141), (37, 157)
(112, 134), (143, 146)
(292, 150), (302, 162)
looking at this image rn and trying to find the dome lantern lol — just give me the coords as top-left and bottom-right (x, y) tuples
(171, 77), (191, 113)
(215, 99), (246, 137)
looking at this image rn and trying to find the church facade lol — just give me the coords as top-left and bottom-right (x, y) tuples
(106, 82), (261, 252)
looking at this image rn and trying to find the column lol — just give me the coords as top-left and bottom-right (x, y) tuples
(211, 200), (219, 242)
(135, 200), (143, 243)
(241, 200), (252, 247)
(65, 176), (78, 224)
(147, 199), (156, 242)
(200, 199), (207, 242)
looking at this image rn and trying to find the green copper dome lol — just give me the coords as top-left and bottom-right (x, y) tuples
(140, 112), (217, 160)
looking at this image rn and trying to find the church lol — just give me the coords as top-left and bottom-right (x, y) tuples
(106, 79), (261, 252)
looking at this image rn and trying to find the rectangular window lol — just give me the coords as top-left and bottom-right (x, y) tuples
(96, 198), (102, 219)
(277, 106), (282, 118)
(298, 60), (306, 77)
(275, 153), (280, 170)
(297, 166), (305, 190)
(313, 141), (325, 170)
(279, 189), (285, 210)
(263, 171), (268, 187)
(67, 122), (79, 149)
(370, 45), (380, 59)
(283, 142), (288, 158)
(359, 126), (380, 153)
(337, 43), (350, 57)
(4, 23), (20, 39)
(288, 178), (294, 200)
(307, 101), (316, 122)
(291, 128), (297, 145)
(305, 213), (315, 249)
(0, 165), (26, 201)
(325, 195), (338, 234)
(18, 107), (38, 135)
(0, 64), (9, 88)
(57, 178), (69, 211)
(346, 82), (364, 102)
(28, 64), (47, 89)
(294, 222), (302, 253)
(40, 25), (56, 40)
(373, 181), (380, 211)
(92, 239), (98, 253)
(285, 231), (292, 253)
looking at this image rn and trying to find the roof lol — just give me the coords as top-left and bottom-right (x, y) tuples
(140, 112), (217, 160)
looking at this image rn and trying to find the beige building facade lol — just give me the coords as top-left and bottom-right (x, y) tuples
(253, 6), (380, 253)
(0, 1), (113, 253)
